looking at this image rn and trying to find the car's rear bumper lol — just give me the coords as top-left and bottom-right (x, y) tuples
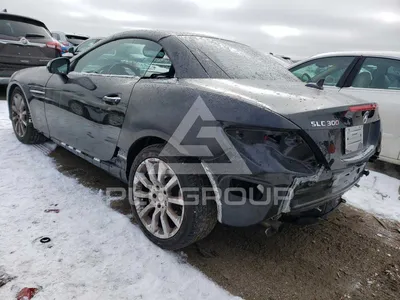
(206, 164), (366, 227)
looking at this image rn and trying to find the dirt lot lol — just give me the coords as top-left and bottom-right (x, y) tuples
(48, 146), (400, 300)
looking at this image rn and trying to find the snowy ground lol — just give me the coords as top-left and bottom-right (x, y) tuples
(343, 171), (400, 222)
(0, 101), (238, 299)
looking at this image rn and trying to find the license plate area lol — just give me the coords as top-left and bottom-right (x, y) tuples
(345, 125), (363, 154)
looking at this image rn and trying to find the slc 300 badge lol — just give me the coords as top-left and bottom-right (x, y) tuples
(311, 120), (340, 127)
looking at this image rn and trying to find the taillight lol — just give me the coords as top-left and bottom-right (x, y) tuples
(349, 103), (377, 112)
(225, 128), (318, 170)
(46, 41), (62, 54)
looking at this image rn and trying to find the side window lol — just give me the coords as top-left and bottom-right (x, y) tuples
(290, 56), (355, 86)
(73, 38), (173, 77)
(352, 57), (400, 90)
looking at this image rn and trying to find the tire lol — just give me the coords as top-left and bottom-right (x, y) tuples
(128, 144), (217, 250)
(10, 87), (47, 144)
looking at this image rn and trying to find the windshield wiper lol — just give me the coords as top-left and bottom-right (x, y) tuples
(25, 33), (45, 38)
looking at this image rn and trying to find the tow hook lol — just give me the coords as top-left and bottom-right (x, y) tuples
(363, 169), (370, 176)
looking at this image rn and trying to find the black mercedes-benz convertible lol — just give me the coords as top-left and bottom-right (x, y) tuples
(7, 30), (380, 249)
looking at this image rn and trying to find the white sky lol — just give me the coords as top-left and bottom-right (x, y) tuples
(4, 0), (400, 59)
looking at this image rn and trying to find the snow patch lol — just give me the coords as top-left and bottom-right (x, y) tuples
(343, 170), (400, 222)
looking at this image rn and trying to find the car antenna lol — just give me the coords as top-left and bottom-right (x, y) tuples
(306, 78), (324, 90)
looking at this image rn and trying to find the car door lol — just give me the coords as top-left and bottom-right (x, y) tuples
(289, 56), (358, 91)
(339, 57), (400, 162)
(45, 38), (166, 161)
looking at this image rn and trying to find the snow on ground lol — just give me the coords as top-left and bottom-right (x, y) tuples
(343, 170), (400, 222)
(0, 101), (238, 299)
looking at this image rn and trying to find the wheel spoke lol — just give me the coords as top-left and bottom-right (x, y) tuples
(134, 190), (150, 199)
(135, 172), (153, 189)
(12, 105), (18, 114)
(16, 121), (22, 136)
(166, 207), (181, 228)
(139, 203), (154, 218)
(21, 119), (27, 127)
(145, 160), (158, 185)
(19, 97), (25, 110)
(12, 115), (18, 121)
(160, 210), (172, 237)
(165, 175), (178, 191)
(167, 196), (184, 206)
(150, 208), (161, 233)
(157, 160), (168, 185)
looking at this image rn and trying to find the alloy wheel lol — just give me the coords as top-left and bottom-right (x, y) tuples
(133, 158), (185, 239)
(11, 93), (28, 137)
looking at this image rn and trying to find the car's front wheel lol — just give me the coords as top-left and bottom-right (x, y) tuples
(10, 87), (46, 144)
(129, 144), (217, 250)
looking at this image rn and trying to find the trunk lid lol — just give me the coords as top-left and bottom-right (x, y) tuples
(186, 79), (381, 170)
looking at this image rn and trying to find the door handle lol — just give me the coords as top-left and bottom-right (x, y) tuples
(102, 95), (121, 105)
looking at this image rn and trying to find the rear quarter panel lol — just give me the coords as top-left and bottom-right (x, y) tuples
(117, 78), (299, 161)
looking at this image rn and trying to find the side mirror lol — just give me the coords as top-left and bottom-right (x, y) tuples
(47, 57), (70, 75)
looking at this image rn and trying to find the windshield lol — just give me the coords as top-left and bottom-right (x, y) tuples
(179, 36), (298, 81)
(75, 38), (101, 53)
(0, 18), (52, 43)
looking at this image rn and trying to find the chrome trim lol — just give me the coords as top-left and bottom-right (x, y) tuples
(341, 145), (376, 163)
(201, 162), (222, 222)
(30, 90), (45, 95)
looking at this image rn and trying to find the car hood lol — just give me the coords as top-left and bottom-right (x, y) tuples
(183, 79), (369, 115)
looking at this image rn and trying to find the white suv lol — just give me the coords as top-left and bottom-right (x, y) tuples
(289, 51), (400, 165)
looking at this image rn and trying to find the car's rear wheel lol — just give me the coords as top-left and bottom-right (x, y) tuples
(10, 87), (47, 144)
(129, 144), (217, 250)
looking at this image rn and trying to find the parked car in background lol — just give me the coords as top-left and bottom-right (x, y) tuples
(269, 53), (294, 67)
(0, 12), (61, 84)
(289, 51), (400, 165)
(51, 31), (88, 53)
(7, 30), (380, 250)
(72, 37), (103, 55)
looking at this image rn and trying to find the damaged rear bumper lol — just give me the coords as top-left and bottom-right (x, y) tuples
(203, 163), (366, 227)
